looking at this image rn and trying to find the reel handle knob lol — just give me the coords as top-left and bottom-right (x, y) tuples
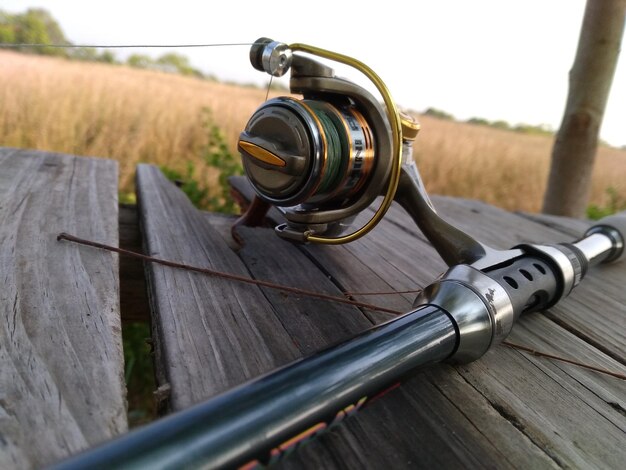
(238, 134), (307, 176)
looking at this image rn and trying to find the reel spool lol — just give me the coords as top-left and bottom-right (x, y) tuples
(239, 97), (376, 208)
(237, 38), (404, 244)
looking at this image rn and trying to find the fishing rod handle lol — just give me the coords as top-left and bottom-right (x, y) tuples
(531, 210), (626, 298)
(505, 211), (626, 306)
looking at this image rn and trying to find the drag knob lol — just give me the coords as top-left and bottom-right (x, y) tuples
(238, 98), (316, 206)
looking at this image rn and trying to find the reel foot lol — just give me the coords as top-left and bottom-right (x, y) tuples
(231, 196), (272, 245)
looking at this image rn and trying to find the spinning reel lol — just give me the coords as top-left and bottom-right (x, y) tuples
(237, 38), (495, 267)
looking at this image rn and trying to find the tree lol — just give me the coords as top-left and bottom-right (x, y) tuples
(467, 117), (489, 126)
(24, 8), (67, 45)
(156, 53), (202, 77)
(0, 11), (15, 43)
(542, 0), (626, 217)
(0, 8), (68, 56)
(98, 50), (117, 64)
(127, 54), (154, 69)
(423, 107), (455, 120)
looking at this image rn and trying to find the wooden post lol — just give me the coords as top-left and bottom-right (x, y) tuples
(542, 0), (626, 217)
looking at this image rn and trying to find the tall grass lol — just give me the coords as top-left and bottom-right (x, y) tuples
(415, 116), (626, 212)
(1, 50), (624, 213)
(0, 50), (270, 192)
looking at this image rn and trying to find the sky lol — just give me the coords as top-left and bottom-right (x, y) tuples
(3, 0), (625, 147)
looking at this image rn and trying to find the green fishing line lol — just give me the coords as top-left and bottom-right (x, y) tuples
(308, 102), (349, 195)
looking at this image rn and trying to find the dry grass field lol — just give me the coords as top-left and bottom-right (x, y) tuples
(1, 50), (624, 213)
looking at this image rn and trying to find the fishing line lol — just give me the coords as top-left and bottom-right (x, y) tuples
(502, 341), (626, 380)
(57, 231), (626, 381)
(0, 42), (253, 49)
(4, 40), (276, 114)
(344, 289), (423, 296)
(57, 232), (403, 316)
(307, 102), (345, 194)
(264, 75), (273, 102)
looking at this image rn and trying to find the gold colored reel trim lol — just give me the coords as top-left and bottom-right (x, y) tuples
(239, 140), (286, 167)
(289, 43), (403, 245)
(347, 107), (376, 197)
(400, 112), (421, 141)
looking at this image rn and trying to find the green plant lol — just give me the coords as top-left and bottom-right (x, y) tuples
(587, 187), (626, 220)
(160, 162), (210, 209)
(127, 53), (154, 69)
(0, 8), (68, 57)
(123, 322), (156, 427)
(201, 108), (243, 214)
(119, 191), (136, 205)
(160, 109), (242, 213)
(156, 53), (203, 77)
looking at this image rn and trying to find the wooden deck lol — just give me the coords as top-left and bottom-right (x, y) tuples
(1, 147), (625, 469)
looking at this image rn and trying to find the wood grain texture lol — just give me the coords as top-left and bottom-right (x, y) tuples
(0, 148), (126, 469)
(516, 212), (592, 238)
(135, 164), (299, 411)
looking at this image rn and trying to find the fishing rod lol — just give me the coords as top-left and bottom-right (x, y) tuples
(51, 38), (626, 470)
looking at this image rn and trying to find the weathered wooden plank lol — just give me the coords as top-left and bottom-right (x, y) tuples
(516, 211), (592, 238)
(0, 148), (127, 469)
(135, 164), (300, 411)
(460, 340), (626, 469)
(235, 226), (374, 351)
(228, 177), (426, 318)
(507, 315), (625, 414)
(143, 180), (558, 467)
